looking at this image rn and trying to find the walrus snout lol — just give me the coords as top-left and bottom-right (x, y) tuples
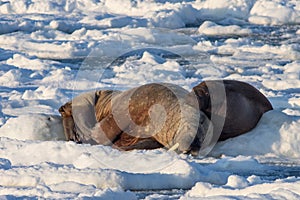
(59, 102), (72, 117)
(58, 102), (81, 143)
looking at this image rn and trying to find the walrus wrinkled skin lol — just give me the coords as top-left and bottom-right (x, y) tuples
(59, 83), (212, 155)
(92, 89), (166, 151)
(190, 80), (273, 141)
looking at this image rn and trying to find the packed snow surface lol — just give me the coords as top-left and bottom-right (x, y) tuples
(0, 0), (300, 199)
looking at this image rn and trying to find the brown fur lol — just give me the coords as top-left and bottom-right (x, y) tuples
(59, 88), (166, 150)
(121, 83), (183, 149)
(59, 83), (205, 154)
(92, 83), (187, 150)
(92, 89), (163, 149)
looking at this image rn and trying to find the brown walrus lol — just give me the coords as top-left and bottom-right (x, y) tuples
(190, 80), (273, 141)
(59, 83), (213, 155)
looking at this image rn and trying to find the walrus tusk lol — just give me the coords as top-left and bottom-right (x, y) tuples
(168, 143), (179, 152)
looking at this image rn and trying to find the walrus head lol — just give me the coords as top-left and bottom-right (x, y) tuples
(58, 102), (81, 143)
(191, 82), (210, 112)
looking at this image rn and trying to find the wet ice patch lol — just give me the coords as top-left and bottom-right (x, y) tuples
(0, 158), (11, 170)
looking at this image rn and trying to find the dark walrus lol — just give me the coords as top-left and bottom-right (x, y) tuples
(190, 80), (273, 141)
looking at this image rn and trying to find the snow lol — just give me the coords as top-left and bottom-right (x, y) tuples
(211, 111), (300, 160)
(0, 0), (300, 199)
(183, 177), (300, 199)
(249, 0), (300, 25)
(198, 21), (252, 36)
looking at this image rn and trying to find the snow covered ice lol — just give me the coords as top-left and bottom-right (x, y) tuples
(0, 0), (300, 199)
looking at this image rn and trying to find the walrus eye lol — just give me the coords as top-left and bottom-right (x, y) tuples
(47, 117), (51, 121)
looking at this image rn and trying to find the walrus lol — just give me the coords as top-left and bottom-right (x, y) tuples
(59, 83), (213, 155)
(190, 80), (273, 141)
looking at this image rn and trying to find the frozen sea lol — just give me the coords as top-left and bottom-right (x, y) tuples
(0, 0), (300, 199)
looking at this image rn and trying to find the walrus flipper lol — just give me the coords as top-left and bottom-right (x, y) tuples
(91, 113), (124, 146)
(114, 133), (163, 151)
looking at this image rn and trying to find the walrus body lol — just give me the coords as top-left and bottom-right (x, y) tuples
(191, 80), (273, 141)
(59, 83), (212, 155)
(59, 80), (272, 154)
